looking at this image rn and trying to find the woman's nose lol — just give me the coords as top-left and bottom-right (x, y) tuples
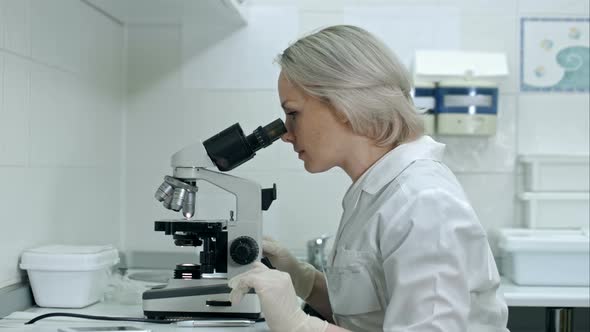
(281, 131), (294, 143)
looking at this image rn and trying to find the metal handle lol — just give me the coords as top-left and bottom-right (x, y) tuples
(546, 307), (573, 332)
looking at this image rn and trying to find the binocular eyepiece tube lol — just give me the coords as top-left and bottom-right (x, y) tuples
(203, 119), (287, 171)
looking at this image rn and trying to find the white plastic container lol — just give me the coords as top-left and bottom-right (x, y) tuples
(520, 155), (589, 192)
(20, 245), (119, 308)
(498, 228), (590, 286)
(519, 192), (590, 228)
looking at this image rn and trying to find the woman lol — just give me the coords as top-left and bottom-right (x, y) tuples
(229, 25), (509, 332)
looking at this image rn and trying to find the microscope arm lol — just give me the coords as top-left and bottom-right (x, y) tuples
(173, 167), (261, 224)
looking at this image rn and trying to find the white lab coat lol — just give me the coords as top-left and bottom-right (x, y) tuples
(324, 136), (509, 332)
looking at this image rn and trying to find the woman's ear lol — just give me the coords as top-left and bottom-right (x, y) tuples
(320, 98), (347, 124)
(332, 107), (350, 125)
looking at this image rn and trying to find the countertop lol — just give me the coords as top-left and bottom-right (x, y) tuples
(0, 302), (269, 331)
(0, 270), (270, 332)
(500, 277), (590, 307)
(1, 277), (588, 331)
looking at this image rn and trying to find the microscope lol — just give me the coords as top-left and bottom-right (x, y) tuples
(142, 119), (286, 320)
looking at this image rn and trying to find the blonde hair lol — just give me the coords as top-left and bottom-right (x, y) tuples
(276, 25), (424, 147)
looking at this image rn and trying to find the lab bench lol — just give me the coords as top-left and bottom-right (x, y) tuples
(0, 302), (269, 331)
(1, 278), (588, 331)
(500, 278), (590, 332)
(0, 268), (269, 331)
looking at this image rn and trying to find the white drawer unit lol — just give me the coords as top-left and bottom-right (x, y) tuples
(517, 154), (589, 229)
(519, 155), (589, 192)
(519, 192), (590, 229)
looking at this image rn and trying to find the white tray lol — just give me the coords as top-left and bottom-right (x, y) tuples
(499, 228), (589, 286)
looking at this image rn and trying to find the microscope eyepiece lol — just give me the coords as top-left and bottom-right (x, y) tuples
(247, 118), (287, 151)
(263, 118), (289, 140)
(203, 119), (287, 171)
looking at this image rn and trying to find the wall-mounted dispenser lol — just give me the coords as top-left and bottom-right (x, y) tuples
(412, 50), (509, 136)
(435, 80), (498, 135)
(412, 81), (436, 135)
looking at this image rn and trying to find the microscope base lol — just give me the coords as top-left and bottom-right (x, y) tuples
(144, 311), (261, 320)
(142, 282), (261, 320)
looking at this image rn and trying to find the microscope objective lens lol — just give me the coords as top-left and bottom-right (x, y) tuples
(163, 194), (173, 209)
(154, 182), (174, 202)
(183, 191), (196, 219)
(171, 188), (187, 211)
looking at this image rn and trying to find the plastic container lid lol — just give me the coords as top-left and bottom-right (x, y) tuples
(519, 192), (590, 201)
(20, 245), (119, 271)
(498, 228), (590, 253)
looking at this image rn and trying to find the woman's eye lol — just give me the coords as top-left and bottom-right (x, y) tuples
(287, 111), (297, 119)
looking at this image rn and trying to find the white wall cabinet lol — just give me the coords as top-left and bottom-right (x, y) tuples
(84, 0), (246, 26)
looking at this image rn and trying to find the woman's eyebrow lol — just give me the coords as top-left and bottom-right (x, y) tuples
(281, 100), (300, 111)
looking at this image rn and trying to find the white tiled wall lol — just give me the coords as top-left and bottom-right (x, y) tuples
(2, 0), (31, 57)
(0, 0), (124, 288)
(517, 94), (589, 154)
(1, 0), (588, 290)
(123, 0), (589, 257)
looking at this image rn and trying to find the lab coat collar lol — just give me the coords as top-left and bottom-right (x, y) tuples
(363, 135), (445, 194)
(342, 136), (445, 210)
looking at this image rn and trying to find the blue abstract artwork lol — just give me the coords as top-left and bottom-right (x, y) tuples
(521, 17), (590, 92)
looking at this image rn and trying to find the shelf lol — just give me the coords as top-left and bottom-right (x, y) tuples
(519, 192), (590, 200)
(84, 0), (247, 26)
(518, 154), (590, 192)
(519, 154), (590, 164)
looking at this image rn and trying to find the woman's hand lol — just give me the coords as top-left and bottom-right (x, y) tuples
(262, 236), (318, 300)
(229, 262), (328, 332)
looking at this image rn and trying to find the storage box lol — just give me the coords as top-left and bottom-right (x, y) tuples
(519, 192), (589, 228)
(520, 155), (589, 192)
(498, 228), (589, 286)
(20, 245), (119, 308)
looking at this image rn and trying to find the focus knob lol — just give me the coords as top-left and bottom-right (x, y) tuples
(230, 236), (259, 265)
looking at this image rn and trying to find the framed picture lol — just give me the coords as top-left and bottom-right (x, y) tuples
(520, 17), (589, 92)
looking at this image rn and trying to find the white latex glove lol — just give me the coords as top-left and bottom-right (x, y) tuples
(263, 236), (319, 300)
(229, 262), (328, 332)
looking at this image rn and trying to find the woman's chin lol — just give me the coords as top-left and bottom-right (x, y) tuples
(303, 161), (332, 174)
